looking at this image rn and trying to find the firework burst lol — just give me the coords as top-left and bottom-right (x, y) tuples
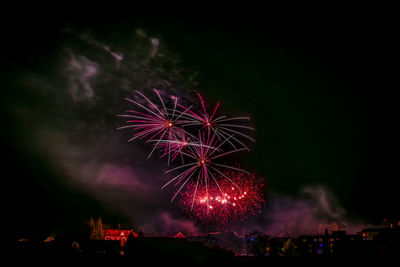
(176, 93), (255, 150)
(178, 169), (265, 230)
(162, 131), (250, 204)
(117, 89), (192, 164)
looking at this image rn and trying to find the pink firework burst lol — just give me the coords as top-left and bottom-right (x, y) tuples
(178, 169), (265, 230)
(117, 89), (192, 164)
(118, 89), (259, 206)
(176, 93), (255, 150)
(162, 131), (250, 203)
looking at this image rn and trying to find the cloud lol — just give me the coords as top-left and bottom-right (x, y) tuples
(29, 117), (199, 236)
(79, 34), (124, 68)
(236, 185), (366, 236)
(95, 164), (149, 189)
(65, 50), (99, 101)
(52, 143), (200, 236)
(149, 38), (160, 58)
(141, 212), (200, 236)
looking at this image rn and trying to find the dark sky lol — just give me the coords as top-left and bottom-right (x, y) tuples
(2, 5), (397, 237)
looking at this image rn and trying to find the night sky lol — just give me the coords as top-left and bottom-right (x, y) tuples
(2, 5), (397, 238)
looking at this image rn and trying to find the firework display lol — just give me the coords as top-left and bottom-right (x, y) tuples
(178, 169), (265, 230)
(118, 89), (263, 228)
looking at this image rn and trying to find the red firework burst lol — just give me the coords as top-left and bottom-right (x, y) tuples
(178, 168), (265, 230)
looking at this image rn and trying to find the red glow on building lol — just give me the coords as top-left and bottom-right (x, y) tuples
(104, 230), (138, 246)
(173, 232), (187, 238)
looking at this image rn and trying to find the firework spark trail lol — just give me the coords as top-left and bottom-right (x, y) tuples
(178, 169), (265, 230)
